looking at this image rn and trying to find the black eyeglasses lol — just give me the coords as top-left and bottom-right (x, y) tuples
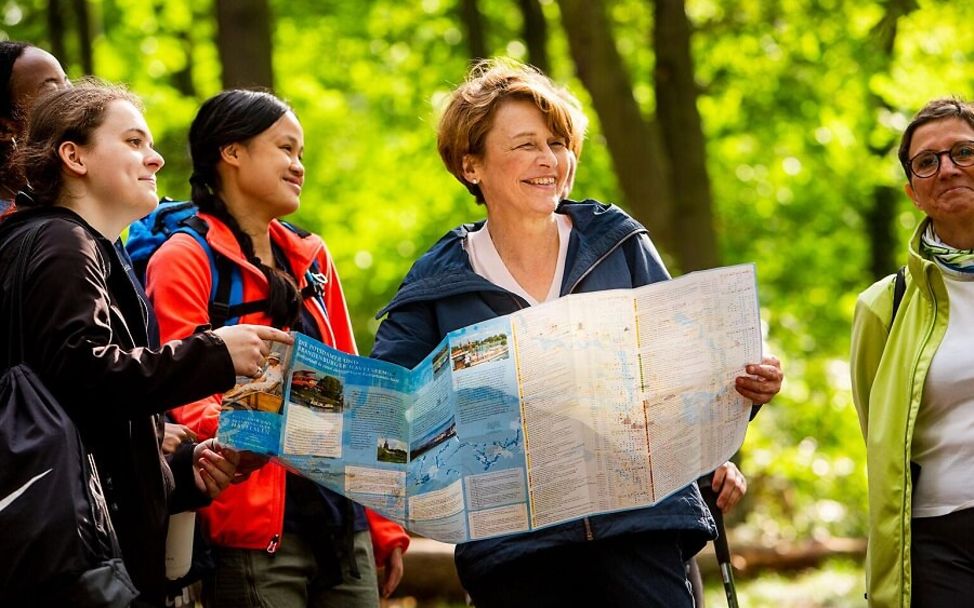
(909, 140), (974, 178)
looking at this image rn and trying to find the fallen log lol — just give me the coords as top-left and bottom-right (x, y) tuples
(695, 536), (867, 577)
(392, 536), (868, 601)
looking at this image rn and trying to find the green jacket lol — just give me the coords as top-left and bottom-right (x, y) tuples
(850, 218), (949, 608)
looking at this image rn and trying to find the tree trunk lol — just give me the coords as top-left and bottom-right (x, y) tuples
(518, 0), (549, 74)
(653, 0), (719, 272)
(71, 0), (93, 75)
(215, 0), (274, 90)
(459, 0), (488, 62)
(867, 186), (899, 279)
(863, 0), (918, 280)
(171, 30), (196, 97)
(557, 0), (677, 264)
(46, 0), (67, 67)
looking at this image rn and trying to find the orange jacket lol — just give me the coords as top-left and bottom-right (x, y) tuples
(146, 212), (408, 565)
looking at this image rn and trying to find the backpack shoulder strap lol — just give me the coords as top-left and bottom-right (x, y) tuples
(890, 266), (907, 326)
(172, 220), (268, 329)
(278, 221), (330, 320)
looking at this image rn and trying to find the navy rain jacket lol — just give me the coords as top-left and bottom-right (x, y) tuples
(371, 200), (717, 586)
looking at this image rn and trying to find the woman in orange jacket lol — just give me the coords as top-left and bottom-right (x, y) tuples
(147, 89), (408, 607)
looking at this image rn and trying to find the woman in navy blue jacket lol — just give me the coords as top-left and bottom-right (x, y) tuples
(371, 59), (782, 607)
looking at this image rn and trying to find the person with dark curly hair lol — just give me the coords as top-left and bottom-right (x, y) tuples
(0, 41), (67, 216)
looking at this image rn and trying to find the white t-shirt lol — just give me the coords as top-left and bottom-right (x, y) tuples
(912, 269), (974, 518)
(464, 215), (573, 306)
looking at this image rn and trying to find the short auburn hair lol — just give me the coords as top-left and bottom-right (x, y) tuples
(437, 58), (588, 204)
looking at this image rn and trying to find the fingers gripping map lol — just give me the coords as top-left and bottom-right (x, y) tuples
(217, 264), (762, 543)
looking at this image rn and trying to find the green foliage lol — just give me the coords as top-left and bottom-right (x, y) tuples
(5, 0), (974, 550)
(704, 558), (865, 607)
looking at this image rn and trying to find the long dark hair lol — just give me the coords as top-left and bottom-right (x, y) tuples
(189, 89), (301, 328)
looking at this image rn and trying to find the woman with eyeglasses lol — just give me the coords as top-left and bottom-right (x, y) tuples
(852, 98), (974, 607)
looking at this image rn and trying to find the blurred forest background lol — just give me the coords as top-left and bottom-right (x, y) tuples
(7, 0), (974, 604)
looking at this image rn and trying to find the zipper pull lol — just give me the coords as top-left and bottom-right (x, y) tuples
(309, 271), (328, 287)
(266, 534), (280, 554)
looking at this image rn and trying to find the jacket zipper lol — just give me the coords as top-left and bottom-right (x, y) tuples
(898, 268), (937, 606)
(266, 533), (280, 554)
(583, 517), (593, 541)
(566, 229), (646, 294)
(509, 294), (526, 311)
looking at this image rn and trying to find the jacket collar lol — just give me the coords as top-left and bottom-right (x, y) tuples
(198, 212), (323, 277)
(907, 217), (940, 296)
(376, 199), (646, 317)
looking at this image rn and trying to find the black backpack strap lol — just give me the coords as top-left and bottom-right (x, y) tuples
(6, 223), (45, 364)
(180, 214), (209, 236)
(279, 220), (311, 238)
(277, 221), (330, 317)
(890, 266), (907, 326)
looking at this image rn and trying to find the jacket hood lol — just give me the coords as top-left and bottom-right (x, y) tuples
(376, 199), (647, 317)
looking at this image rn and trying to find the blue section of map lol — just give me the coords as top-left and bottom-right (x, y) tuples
(406, 435), (463, 494)
(217, 410), (281, 454)
(469, 427), (523, 472)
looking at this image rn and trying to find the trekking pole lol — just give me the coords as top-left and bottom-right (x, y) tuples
(698, 475), (740, 608)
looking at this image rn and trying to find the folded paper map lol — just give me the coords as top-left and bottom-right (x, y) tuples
(217, 264), (762, 543)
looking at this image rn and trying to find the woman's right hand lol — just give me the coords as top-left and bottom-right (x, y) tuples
(213, 324), (293, 378)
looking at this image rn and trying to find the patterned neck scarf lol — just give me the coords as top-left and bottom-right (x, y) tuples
(920, 223), (974, 273)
